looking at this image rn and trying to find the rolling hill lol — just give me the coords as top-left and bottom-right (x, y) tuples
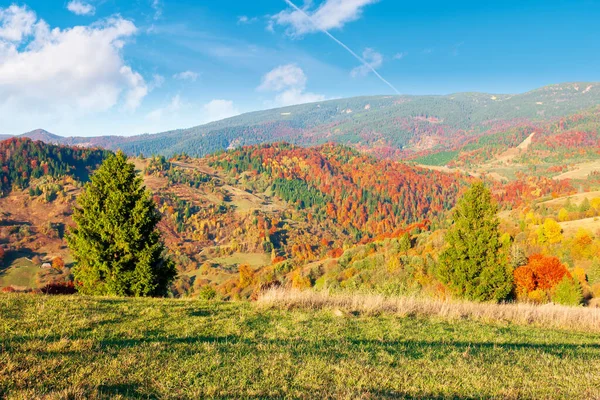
(8, 82), (600, 158)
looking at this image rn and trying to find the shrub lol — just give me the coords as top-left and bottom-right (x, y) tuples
(528, 289), (548, 304)
(238, 264), (255, 288)
(292, 271), (312, 289)
(197, 285), (217, 300)
(52, 257), (65, 270)
(40, 281), (77, 295)
(551, 276), (584, 306)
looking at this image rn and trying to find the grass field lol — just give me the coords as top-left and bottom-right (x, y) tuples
(211, 252), (272, 268)
(2, 294), (600, 399)
(0, 257), (38, 289)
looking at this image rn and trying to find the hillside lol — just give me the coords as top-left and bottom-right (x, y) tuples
(2, 293), (600, 398)
(0, 139), (470, 296)
(0, 138), (110, 195)
(9, 82), (600, 159)
(4, 137), (600, 301)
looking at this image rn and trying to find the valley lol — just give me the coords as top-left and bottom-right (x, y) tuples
(3, 82), (600, 304)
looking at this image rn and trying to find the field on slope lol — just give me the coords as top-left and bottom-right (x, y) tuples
(2, 293), (600, 399)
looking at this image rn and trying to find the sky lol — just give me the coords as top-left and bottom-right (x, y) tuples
(1, 0), (600, 137)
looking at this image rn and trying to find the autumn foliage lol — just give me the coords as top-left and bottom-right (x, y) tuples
(52, 257), (65, 270)
(514, 254), (571, 296)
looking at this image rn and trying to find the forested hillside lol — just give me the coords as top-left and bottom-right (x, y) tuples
(8, 82), (600, 159)
(0, 138), (110, 195)
(2, 108), (600, 303)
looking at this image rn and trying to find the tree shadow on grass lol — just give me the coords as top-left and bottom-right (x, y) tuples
(7, 332), (600, 362)
(88, 335), (600, 363)
(97, 383), (157, 399)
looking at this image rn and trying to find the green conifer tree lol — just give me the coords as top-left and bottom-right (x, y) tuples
(438, 182), (513, 302)
(67, 151), (176, 296)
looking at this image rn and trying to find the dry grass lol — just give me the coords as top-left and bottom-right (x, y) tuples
(258, 288), (600, 332)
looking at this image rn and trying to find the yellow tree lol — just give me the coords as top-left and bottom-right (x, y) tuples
(238, 264), (254, 288)
(543, 218), (563, 244)
(558, 208), (569, 222)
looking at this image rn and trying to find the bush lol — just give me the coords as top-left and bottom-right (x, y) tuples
(197, 285), (217, 300)
(41, 281), (77, 295)
(52, 257), (65, 270)
(551, 276), (584, 306)
(528, 289), (548, 304)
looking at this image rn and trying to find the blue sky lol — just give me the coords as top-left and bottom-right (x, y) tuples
(1, 0), (600, 136)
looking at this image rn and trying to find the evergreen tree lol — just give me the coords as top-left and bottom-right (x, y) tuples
(67, 151), (176, 296)
(551, 276), (583, 306)
(438, 182), (513, 302)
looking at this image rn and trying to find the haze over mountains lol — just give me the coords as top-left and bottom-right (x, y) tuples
(8, 82), (600, 158)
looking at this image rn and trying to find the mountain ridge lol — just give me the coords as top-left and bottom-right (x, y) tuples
(7, 82), (600, 158)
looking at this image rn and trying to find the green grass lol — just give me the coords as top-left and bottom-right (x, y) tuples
(414, 150), (459, 166)
(2, 295), (600, 399)
(0, 258), (39, 288)
(211, 252), (271, 268)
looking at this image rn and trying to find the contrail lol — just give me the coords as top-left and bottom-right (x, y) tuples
(283, 0), (400, 95)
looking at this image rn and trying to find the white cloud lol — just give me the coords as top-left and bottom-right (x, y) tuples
(173, 70), (199, 81)
(150, 74), (165, 89)
(238, 15), (258, 24)
(0, 5), (147, 127)
(151, 0), (162, 20)
(0, 5), (36, 42)
(67, 1), (95, 16)
(350, 48), (382, 77)
(393, 52), (406, 60)
(120, 66), (148, 111)
(258, 64), (307, 92)
(202, 99), (240, 122)
(258, 64), (325, 107)
(271, 0), (378, 36)
(146, 94), (182, 121)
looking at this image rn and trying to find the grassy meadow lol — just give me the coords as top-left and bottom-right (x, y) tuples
(2, 293), (600, 399)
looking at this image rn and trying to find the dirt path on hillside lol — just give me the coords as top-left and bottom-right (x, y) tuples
(494, 132), (536, 164)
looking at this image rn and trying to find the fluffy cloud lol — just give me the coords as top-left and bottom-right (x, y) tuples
(0, 5), (147, 126)
(393, 52), (406, 60)
(258, 64), (325, 107)
(258, 64), (307, 92)
(67, 1), (95, 16)
(271, 0), (378, 36)
(202, 100), (240, 122)
(0, 5), (36, 42)
(350, 48), (383, 77)
(173, 70), (199, 81)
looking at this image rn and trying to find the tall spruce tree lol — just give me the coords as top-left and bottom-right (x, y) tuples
(438, 182), (513, 302)
(67, 151), (176, 296)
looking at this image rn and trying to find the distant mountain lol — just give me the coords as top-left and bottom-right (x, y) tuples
(20, 129), (64, 143)
(8, 82), (600, 158)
